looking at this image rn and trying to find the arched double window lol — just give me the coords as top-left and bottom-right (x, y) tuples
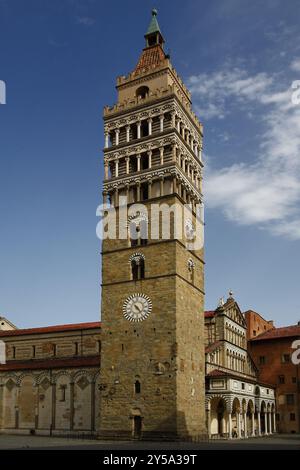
(130, 253), (145, 281)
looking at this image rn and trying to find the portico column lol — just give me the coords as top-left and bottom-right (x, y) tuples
(148, 118), (152, 136)
(251, 412), (255, 436)
(206, 404), (211, 439)
(137, 154), (141, 172)
(148, 150), (152, 169)
(273, 411), (276, 433)
(257, 411), (261, 436)
(115, 128), (120, 146)
(104, 131), (109, 148)
(126, 125), (130, 142)
(237, 411), (241, 439)
(125, 156), (130, 174)
(243, 411), (247, 438)
(137, 121), (141, 139)
(264, 412), (268, 435)
(268, 412), (272, 434)
(115, 159), (119, 178)
(160, 114), (164, 132)
(70, 380), (74, 431)
(159, 146), (164, 165)
(228, 412), (232, 439)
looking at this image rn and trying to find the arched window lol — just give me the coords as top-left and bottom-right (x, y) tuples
(135, 380), (141, 394)
(131, 256), (145, 281)
(136, 86), (149, 100)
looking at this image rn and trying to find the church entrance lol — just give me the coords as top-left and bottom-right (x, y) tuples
(133, 416), (142, 439)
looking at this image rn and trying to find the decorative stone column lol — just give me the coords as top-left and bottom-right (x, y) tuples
(237, 411), (241, 439)
(148, 150), (152, 169)
(51, 377), (56, 434)
(136, 182), (141, 201)
(160, 114), (164, 132)
(243, 411), (247, 438)
(137, 121), (141, 139)
(125, 156), (130, 174)
(264, 413), (268, 435)
(126, 125), (130, 143)
(172, 144), (177, 161)
(102, 191), (108, 204)
(148, 118), (152, 136)
(137, 154), (141, 172)
(177, 118), (181, 133)
(257, 411), (261, 436)
(160, 177), (164, 197)
(104, 131), (109, 148)
(104, 160), (109, 179)
(273, 411), (276, 433)
(251, 412), (255, 436)
(268, 411), (272, 434)
(228, 412), (232, 439)
(148, 179), (152, 199)
(160, 147), (164, 165)
(171, 111), (176, 128)
(206, 403), (211, 440)
(70, 380), (74, 431)
(114, 188), (119, 207)
(115, 159), (119, 178)
(115, 128), (120, 146)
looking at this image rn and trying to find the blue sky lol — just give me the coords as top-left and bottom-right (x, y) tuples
(0, 0), (299, 328)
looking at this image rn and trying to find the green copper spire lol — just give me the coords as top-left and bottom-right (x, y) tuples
(144, 9), (165, 48)
(146, 9), (161, 36)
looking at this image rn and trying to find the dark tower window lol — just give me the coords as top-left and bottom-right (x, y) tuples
(141, 183), (149, 201)
(141, 153), (149, 170)
(136, 86), (149, 99)
(131, 257), (145, 281)
(141, 120), (148, 137)
(135, 380), (141, 394)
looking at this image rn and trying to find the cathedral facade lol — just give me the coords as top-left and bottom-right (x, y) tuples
(0, 11), (278, 440)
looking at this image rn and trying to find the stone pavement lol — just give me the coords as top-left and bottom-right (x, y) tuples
(0, 434), (299, 450)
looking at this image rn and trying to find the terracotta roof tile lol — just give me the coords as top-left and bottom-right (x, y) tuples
(204, 311), (215, 318)
(0, 322), (101, 338)
(250, 324), (300, 341)
(134, 44), (166, 75)
(0, 355), (100, 371)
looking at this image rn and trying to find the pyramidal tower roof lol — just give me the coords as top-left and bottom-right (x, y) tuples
(145, 8), (162, 36)
(133, 9), (167, 76)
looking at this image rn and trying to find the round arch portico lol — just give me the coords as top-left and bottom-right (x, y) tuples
(206, 393), (276, 439)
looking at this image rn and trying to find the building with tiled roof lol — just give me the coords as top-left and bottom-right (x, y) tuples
(248, 312), (300, 433)
(204, 294), (276, 439)
(0, 321), (101, 435)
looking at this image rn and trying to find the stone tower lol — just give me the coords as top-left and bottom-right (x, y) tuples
(99, 10), (206, 440)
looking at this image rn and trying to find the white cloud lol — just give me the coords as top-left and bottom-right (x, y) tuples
(188, 63), (300, 240)
(290, 58), (300, 72)
(76, 16), (95, 26)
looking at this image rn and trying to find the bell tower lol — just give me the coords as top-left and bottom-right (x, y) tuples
(99, 10), (206, 440)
